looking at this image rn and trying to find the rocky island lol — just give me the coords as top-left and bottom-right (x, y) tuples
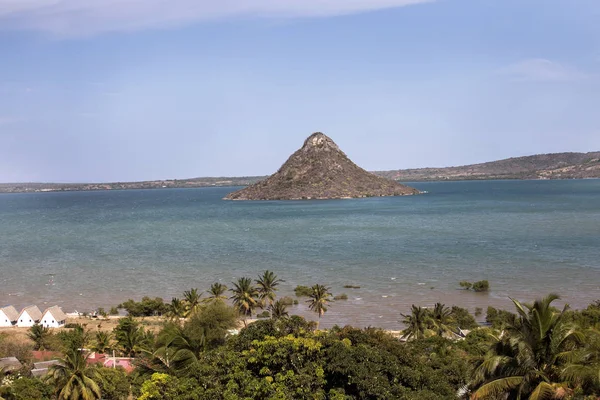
(224, 132), (420, 200)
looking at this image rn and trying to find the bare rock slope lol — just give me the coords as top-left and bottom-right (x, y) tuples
(224, 132), (420, 200)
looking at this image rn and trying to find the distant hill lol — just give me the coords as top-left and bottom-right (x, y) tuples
(224, 132), (420, 200)
(376, 152), (600, 181)
(1, 151), (598, 194)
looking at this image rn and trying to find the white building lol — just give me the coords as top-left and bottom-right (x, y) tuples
(16, 305), (42, 328)
(40, 306), (67, 328)
(0, 305), (19, 327)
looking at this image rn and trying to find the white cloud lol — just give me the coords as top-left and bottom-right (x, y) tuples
(500, 58), (588, 82)
(0, 0), (433, 36)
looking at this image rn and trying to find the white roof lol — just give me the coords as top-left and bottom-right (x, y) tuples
(19, 305), (42, 321)
(42, 305), (67, 322)
(0, 305), (19, 321)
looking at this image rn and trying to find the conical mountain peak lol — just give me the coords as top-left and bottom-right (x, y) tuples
(224, 132), (420, 200)
(301, 132), (340, 152)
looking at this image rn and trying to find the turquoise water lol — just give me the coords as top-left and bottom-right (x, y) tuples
(1, 180), (599, 329)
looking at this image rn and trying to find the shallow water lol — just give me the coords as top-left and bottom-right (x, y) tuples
(1, 180), (599, 329)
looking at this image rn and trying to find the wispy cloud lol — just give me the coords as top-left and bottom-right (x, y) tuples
(0, 0), (433, 36)
(500, 58), (588, 82)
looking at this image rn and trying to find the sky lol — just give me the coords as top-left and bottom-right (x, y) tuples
(1, 0), (599, 183)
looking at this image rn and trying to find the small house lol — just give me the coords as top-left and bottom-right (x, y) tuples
(0, 305), (19, 327)
(16, 305), (42, 328)
(31, 359), (60, 377)
(41, 306), (67, 328)
(0, 357), (23, 374)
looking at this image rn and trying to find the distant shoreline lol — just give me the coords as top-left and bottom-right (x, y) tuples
(1, 176), (599, 195)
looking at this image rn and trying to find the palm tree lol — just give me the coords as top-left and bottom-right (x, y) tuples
(114, 316), (145, 357)
(307, 284), (332, 329)
(91, 331), (111, 354)
(269, 300), (289, 320)
(400, 305), (431, 341)
(230, 277), (259, 326)
(45, 348), (101, 400)
(256, 270), (282, 316)
(149, 323), (205, 376)
(206, 282), (228, 302)
(470, 293), (584, 399)
(28, 323), (51, 351)
(431, 302), (456, 337)
(561, 327), (600, 392)
(168, 297), (186, 319)
(183, 288), (202, 317)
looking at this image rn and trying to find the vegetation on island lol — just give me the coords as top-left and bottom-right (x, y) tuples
(1, 271), (600, 399)
(460, 280), (490, 292)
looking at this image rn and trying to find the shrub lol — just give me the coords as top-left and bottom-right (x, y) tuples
(450, 306), (478, 330)
(279, 296), (295, 306)
(256, 311), (270, 318)
(459, 281), (472, 290)
(294, 285), (313, 297)
(343, 285), (361, 289)
(334, 293), (348, 300)
(472, 280), (489, 292)
(109, 306), (119, 315)
(118, 297), (168, 317)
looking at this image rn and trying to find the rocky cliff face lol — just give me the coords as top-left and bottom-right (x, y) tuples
(224, 132), (420, 200)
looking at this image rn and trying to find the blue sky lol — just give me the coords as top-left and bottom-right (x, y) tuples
(1, 0), (599, 182)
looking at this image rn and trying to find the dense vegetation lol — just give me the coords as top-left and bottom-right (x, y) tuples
(1, 271), (599, 399)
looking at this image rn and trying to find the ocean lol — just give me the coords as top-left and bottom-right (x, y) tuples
(1, 179), (599, 329)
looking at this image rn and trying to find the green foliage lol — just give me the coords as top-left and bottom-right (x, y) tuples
(255, 270), (282, 311)
(92, 331), (112, 354)
(183, 289), (202, 317)
(485, 306), (517, 329)
(459, 281), (473, 290)
(278, 296), (295, 306)
(472, 280), (489, 292)
(206, 283), (227, 301)
(0, 377), (54, 400)
(294, 285), (313, 297)
(27, 324), (51, 351)
(307, 284), (333, 326)
(119, 297), (168, 317)
(460, 280), (489, 292)
(45, 348), (101, 400)
(470, 294), (585, 399)
(269, 299), (289, 320)
(109, 307), (119, 316)
(343, 285), (361, 289)
(230, 277), (259, 320)
(91, 367), (131, 400)
(450, 306), (478, 330)
(138, 373), (202, 400)
(57, 324), (90, 352)
(113, 317), (152, 357)
(0, 333), (33, 366)
(334, 293), (348, 300)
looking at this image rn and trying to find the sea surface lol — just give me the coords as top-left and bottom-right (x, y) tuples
(1, 180), (599, 329)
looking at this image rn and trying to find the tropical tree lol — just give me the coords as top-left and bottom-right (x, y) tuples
(114, 317), (147, 357)
(230, 277), (259, 325)
(91, 331), (111, 354)
(561, 327), (600, 393)
(400, 305), (431, 341)
(470, 293), (584, 399)
(167, 298), (186, 319)
(206, 283), (228, 302)
(306, 284), (332, 329)
(431, 302), (457, 337)
(183, 289), (202, 317)
(269, 300), (289, 320)
(45, 348), (101, 400)
(256, 270), (282, 316)
(28, 324), (51, 351)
